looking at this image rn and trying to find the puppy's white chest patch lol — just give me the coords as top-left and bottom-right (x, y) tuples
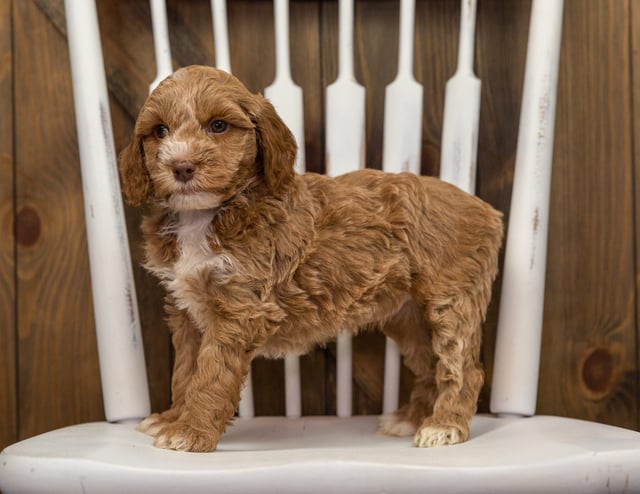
(167, 210), (236, 311)
(174, 210), (216, 277)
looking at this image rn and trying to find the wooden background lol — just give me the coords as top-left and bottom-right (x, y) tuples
(2, 0), (639, 450)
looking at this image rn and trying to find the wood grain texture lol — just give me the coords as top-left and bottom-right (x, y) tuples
(629, 2), (640, 430)
(13, 0), (103, 439)
(633, 0), (640, 434)
(537, 0), (637, 429)
(0, 0), (17, 451)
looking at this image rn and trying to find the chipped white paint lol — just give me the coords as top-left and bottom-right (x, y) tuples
(491, 0), (564, 417)
(65, 0), (150, 423)
(439, 0), (480, 195)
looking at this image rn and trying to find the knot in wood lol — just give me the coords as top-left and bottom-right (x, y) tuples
(580, 346), (615, 398)
(16, 206), (41, 247)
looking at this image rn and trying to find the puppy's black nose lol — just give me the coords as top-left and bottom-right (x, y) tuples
(172, 161), (195, 183)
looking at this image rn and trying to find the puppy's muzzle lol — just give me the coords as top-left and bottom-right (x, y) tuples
(173, 160), (195, 183)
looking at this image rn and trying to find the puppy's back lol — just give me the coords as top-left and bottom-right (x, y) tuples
(301, 169), (503, 274)
(329, 169), (503, 273)
(334, 169), (502, 238)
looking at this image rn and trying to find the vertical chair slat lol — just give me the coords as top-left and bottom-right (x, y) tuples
(149, 0), (173, 91)
(237, 376), (255, 418)
(265, 0), (306, 175)
(284, 356), (302, 418)
(265, 0), (304, 418)
(65, 0), (150, 423)
(382, 340), (401, 414)
(326, 0), (365, 177)
(336, 332), (353, 417)
(380, 0), (423, 414)
(326, 0), (366, 418)
(439, 0), (480, 195)
(490, 0), (564, 417)
(211, 0), (232, 74)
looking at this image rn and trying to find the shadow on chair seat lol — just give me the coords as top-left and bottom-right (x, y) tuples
(2, 415), (640, 493)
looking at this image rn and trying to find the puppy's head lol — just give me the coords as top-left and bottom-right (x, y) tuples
(118, 65), (296, 209)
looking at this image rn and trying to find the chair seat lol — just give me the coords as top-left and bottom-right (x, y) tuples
(2, 414), (640, 493)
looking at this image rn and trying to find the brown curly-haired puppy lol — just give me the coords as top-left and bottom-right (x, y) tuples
(118, 65), (503, 452)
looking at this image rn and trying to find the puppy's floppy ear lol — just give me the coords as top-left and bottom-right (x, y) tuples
(118, 136), (151, 206)
(250, 95), (296, 196)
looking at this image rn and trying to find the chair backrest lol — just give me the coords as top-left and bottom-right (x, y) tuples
(64, 0), (563, 424)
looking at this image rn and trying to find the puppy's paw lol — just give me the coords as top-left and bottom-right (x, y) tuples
(414, 419), (467, 447)
(378, 413), (416, 437)
(137, 413), (167, 437)
(154, 421), (219, 452)
(137, 410), (180, 438)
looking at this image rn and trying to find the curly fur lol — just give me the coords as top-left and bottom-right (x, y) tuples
(118, 65), (503, 452)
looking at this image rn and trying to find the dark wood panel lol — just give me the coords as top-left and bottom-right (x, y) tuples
(633, 0), (640, 433)
(33, 0), (159, 116)
(537, 0), (638, 429)
(0, 0), (17, 451)
(13, 0), (103, 439)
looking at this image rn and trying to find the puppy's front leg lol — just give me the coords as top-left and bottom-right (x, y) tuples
(153, 323), (251, 452)
(138, 298), (201, 437)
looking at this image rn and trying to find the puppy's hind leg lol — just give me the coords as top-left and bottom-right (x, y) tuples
(413, 281), (485, 447)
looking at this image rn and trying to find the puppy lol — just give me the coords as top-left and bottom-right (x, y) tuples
(118, 65), (503, 452)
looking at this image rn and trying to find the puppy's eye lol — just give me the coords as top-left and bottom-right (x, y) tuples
(154, 124), (169, 139)
(208, 120), (229, 134)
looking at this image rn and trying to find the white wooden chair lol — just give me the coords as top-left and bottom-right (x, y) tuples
(2, 0), (640, 493)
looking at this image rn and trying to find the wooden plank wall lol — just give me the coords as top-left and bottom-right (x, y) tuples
(0, 0), (16, 450)
(2, 0), (639, 450)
